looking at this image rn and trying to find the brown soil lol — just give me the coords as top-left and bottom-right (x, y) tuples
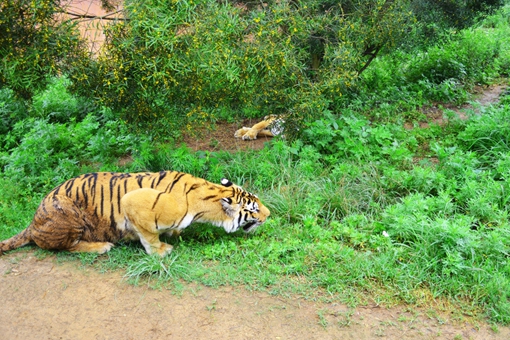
(1, 84), (509, 339)
(181, 118), (274, 152)
(1, 253), (509, 340)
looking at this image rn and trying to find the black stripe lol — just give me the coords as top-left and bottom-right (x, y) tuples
(165, 173), (185, 193)
(65, 179), (76, 197)
(109, 176), (117, 201)
(89, 173), (98, 205)
(52, 184), (63, 197)
(100, 185), (104, 216)
(151, 192), (165, 210)
(186, 183), (200, 195)
(175, 204), (189, 228)
(110, 204), (116, 231)
(192, 212), (205, 222)
(136, 175), (145, 188)
(156, 171), (168, 187)
(202, 195), (217, 201)
(237, 211), (244, 226)
(41, 202), (49, 215)
(117, 185), (122, 213)
(82, 181), (88, 207)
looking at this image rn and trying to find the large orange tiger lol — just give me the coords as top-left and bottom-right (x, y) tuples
(0, 171), (270, 257)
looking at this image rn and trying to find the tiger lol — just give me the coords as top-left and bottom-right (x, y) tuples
(234, 114), (285, 140)
(0, 171), (270, 257)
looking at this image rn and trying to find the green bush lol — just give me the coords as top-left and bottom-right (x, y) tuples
(0, 0), (90, 99)
(409, 0), (506, 46)
(356, 7), (510, 109)
(457, 102), (510, 167)
(0, 87), (27, 137)
(302, 111), (417, 167)
(71, 0), (414, 133)
(1, 113), (142, 192)
(31, 77), (95, 123)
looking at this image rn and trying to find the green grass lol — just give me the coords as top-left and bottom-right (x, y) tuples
(3, 102), (510, 321)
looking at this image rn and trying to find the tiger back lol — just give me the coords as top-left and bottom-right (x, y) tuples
(0, 171), (270, 257)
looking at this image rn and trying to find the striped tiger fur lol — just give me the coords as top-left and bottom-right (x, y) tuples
(0, 171), (270, 257)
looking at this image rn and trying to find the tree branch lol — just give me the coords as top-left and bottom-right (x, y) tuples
(62, 9), (127, 22)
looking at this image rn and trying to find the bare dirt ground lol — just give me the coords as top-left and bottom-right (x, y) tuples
(1, 252), (509, 340)
(1, 83), (509, 339)
(181, 118), (274, 152)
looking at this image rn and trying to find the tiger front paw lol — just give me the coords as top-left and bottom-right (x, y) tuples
(234, 127), (251, 138)
(155, 243), (174, 257)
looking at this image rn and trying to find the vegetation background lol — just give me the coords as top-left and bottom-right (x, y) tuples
(1, 0), (510, 326)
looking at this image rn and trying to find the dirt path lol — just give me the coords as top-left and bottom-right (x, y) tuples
(1, 252), (509, 340)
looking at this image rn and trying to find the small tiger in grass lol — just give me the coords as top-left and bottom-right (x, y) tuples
(0, 171), (270, 257)
(234, 114), (285, 140)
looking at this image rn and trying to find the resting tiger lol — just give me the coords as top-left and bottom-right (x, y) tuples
(0, 171), (270, 257)
(234, 114), (285, 140)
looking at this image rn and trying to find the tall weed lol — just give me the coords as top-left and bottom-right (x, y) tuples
(0, 88), (27, 137)
(1, 114), (142, 192)
(31, 77), (95, 123)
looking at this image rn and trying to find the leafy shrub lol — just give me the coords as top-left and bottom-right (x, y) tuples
(405, 26), (502, 85)
(409, 0), (506, 46)
(0, 0), (90, 99)
(0, 176), (42, 242)
(70, 0), (414, 133)
(357, 8), (509, 108)
(457, 102), (510, 167)
(303, 111), (417, 167)
(1, 114), (142, 192)
(0, 87), (27, 137)
(31, 77), (95, 123)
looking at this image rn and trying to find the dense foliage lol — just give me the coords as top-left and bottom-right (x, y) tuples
(0, 0), (90, 99)
(1, 0), (510, 326)
(1, 0), (506, 131)
(81, 0), (416, 132)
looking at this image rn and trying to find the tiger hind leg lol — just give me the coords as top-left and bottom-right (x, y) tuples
(30, 195), (114, 254)
(69, 241), (114, 254)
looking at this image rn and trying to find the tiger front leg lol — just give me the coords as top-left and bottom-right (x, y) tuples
(241, 118), (275, 140)
(121, 188), (179, 257)
(133, 226), (174, 257)
(234, 127), (251, 138)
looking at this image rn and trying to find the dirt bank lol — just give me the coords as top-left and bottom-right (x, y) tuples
(1, 252), (508, 340)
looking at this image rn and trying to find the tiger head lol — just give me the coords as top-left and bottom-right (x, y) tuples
(219, 178), (270, 233)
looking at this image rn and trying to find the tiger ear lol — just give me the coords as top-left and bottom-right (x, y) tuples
(221, 197), (237, 217)
(221, 178), (233, 187)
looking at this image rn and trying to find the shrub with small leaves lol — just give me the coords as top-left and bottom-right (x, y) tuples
(0, 0), (90, 99)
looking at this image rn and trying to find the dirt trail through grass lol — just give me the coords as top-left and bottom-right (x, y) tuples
(1, 253), (509, 339)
